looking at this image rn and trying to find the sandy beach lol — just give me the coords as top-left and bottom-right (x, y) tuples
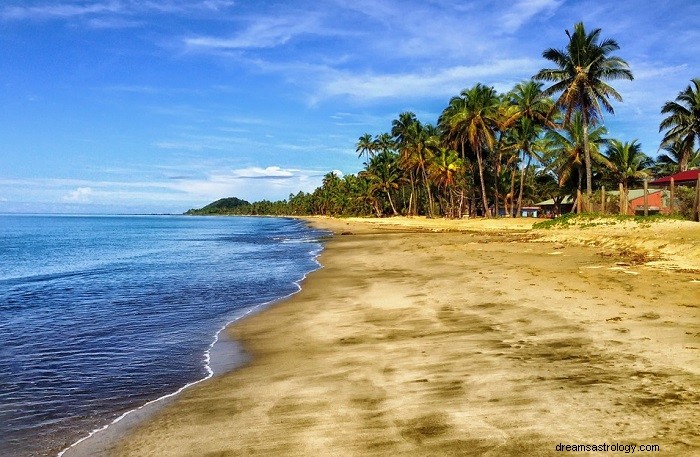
(111, 216), (699, 456)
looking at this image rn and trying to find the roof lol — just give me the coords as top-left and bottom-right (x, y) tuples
(650, 169), (700, 185)
(535, 188), (665, 206)
(536, 196), (574, 206)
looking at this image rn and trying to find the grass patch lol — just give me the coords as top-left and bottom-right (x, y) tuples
(533, 213), (685, 230)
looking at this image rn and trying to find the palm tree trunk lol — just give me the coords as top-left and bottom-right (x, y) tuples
(516, 151), (532, 217)
(476, 149), (491, 217)
(582, 117), (592, 211)
(386, 191), (398, 216)
(420, 162), (434, 218)
(509, 168), (516, 217)
(493, 139), (502, 218)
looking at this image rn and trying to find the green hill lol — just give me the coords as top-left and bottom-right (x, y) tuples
(185, 197), (251, 215)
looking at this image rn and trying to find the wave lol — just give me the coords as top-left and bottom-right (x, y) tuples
(57, 236), (326, 457)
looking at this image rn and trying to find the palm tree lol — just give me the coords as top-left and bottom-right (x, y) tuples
(655, 142), (700, 175)
(356, 133), (375, 162)
(603, 139), (653, 194)
(509, 81), (554, 216)
(534, 22), (633, 203)
(361, 151), (401, 216)
(439, 84), (501, 217)
(391, 113), (437, 216)
(659, 78), (700, 171)
(511, 118), (547, 216)
(546, 112), (609, 212)
(392, 112), (420, 215)
(429, 147), (464, 217)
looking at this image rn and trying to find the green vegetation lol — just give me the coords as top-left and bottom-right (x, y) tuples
(533, 213), (685, 230)
(184, 23), (699, 221)
(185, 197), (251, 215)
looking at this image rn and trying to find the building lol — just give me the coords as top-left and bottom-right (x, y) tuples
(535, 188), (671, 216)
(649, 169), (700, 187)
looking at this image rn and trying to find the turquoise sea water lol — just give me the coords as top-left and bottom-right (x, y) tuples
(0, 215), (325, 457)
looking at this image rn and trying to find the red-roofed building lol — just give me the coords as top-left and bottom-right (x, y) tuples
(650, 169), (700, 186)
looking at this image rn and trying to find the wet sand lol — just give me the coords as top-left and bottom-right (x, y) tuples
(112, 217), (699, 456)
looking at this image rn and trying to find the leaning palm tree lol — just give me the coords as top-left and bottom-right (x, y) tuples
(439, 84), (501, 217)
(659, 78), (700, 171)
(534, 22), (633, 204)
(603, 139), (653, 194)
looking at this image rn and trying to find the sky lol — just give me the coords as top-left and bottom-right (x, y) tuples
(1, 0), (698, 214)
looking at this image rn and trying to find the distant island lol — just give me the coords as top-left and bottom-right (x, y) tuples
(185, 197), (252, 215)
(184, 196), (310, 216)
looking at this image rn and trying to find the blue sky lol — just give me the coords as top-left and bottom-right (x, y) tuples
(1, 0), (698, 213)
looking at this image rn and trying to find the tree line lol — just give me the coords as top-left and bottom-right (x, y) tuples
(186, 23), (700, 220)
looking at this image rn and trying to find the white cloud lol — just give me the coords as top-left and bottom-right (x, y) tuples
(501, 0), (563, 30)
(2, 2), (122, 20)
(184, 14), (329, 50)
(1, 0), (235, 21)
(230, 166), (295, 179)
(319, 59), (539, 100)
(64, 187), (94, 202)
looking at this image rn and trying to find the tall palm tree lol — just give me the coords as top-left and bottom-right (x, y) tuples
(374, 132), (396, 155)
(534, 22), (633, 202)
(603, 139), (653, 194)
(510, 117), (546, 216)
(361, 151), (401, 216)
(439, 84), (501, 217)
(429, 147), (463, 217)
(659, 78), (700, 171)
(546, 113), (609, 211)
(392, 112), (420, 215)
(391, 113), (437, 216)
(356, 133), (375, 163)
(655, 142), (700, 175)
(509, 81), (554, 216)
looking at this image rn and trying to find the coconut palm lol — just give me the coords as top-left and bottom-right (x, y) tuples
(534, 22), (633, 202)
(546, 113), (609, 211)
(391, 113), (437, 216)
(361, 151), (401, 216)
(356, 133), (375, 162)
(439, 84), (501, 217)
(391, 112), (420, 214)
(509, 81), (554, 216)
(429, 147), (464, 217)
(603, 139), (653, 194)
(659, 78), (700, 171)
(655, 142), (700, 175)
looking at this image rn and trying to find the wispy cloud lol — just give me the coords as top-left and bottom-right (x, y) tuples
(319, 59), (539, 100)
(2, 2), (122, 20)
(184, 14), (334, 50)
(501, 0), (563, 31)
(1, 0), (234, 21)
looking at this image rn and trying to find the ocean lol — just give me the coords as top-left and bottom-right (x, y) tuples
(0, 215), (326, 457)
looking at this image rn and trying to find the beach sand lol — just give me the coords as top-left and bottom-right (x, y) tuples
(112, 216), (699, 456)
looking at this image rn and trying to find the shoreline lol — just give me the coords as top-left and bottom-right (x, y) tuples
(109, 216), (699, 456)
(59, 225), (326, 457)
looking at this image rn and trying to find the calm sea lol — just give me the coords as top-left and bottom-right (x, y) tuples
(0, 215), (325, 457)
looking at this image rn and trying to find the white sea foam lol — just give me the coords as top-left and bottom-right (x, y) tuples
(57, 230), (328, 457)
